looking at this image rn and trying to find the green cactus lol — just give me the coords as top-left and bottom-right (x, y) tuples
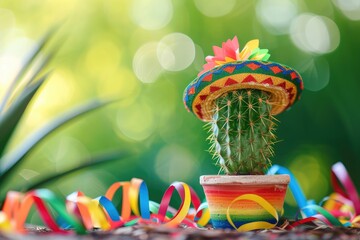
(209, 89), (276, 175)
(184, 38), (303, 175)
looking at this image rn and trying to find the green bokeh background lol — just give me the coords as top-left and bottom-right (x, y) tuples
(1, 0), (360, 218)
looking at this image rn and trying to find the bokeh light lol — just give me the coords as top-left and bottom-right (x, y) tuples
(84, 38), (122, 78)
(96, 67), (141, 100)
(2, 0), (360, 215)
(155, 144), (198, 184)
(290, 13), (340, 54)
(0, 36), (33, 89)
(115, 100), (155, 141)
(332, 0), (360, 21)
(44, 136), (90, 170)
(256, 0), (298, 35)
(56, 170), (115, 197)
(18, 169), (39, 181)
(29, 69), (76, 120)
(287, 152), (330, 205)
(0, 8), (15, 34)
(194, 0), (236, 18)
(0, 54), (20, 90)
(157, 33), (195, 72)
(133, 42), (163, 83)
(192, 44), (205, 72)
(130, 0), (173, 30)
(298, 57), (330, 92)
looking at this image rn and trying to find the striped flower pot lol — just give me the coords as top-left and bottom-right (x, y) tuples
(200, 175), (290, 231)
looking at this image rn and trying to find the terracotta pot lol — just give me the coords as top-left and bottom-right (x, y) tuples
(200, 174), (290, 230)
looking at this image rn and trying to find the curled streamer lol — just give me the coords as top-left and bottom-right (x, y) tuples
(0, 179), (210, 233)
(226, 194), (279, 232)
(1, 162), (360, 233)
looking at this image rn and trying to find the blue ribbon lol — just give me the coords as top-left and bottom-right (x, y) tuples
(138, 181), (151, 219)
(96, 196), (121, 221)
(268, 165), (316, 217)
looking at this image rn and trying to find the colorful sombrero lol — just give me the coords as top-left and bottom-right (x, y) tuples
(183, 37), (304, 121)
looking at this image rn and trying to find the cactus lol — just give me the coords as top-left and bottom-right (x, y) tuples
(183, 37), (303, 176)
(209, 89), (276, 175)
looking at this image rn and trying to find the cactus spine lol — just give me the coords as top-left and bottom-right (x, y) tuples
(209, 89), (276, 175)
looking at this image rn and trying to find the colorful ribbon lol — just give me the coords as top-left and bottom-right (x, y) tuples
(268, 164), (317, 217)
(269, 162), (360, 229)
(0, 179), (210, 234)
(331, 162), (360, 215)
(1, 161), (360, 233)
(226, 194), (279, 231)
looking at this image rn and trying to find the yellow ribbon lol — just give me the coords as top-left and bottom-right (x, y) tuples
(226, 194), (278, 232)
(76, 196), (110, 230)
(129, 178), (142, 217)
(196, 207), (210, 227)
(164, 183), (191, 227)
(0, 212), (12, 232)
(351, 215), (360, 225)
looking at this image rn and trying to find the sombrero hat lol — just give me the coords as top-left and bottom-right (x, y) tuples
(183, 37), (304, 121)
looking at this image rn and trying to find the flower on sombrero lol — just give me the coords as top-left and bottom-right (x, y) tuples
(198, 36), (271, 76)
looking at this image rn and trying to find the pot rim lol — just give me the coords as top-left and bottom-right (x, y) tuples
(200, 174), (290, 185)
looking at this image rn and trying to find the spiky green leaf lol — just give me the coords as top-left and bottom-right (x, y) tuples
(0, 74), (48, 156)
(0, 99), (114, 181)
(0, 25), (58, 114)
(20, 150), (133, 192)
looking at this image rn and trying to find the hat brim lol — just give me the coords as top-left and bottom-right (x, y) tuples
(183, 61), (303, 121)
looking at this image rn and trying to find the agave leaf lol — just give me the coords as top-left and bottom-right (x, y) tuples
(0, 25), (58, 114)
(21, 150), (133, 192)
(24, 51), (55, 87)
(0, 74), (49, 156)
(0, 99), (115, 181)
(10, 50), (55, 103)
(14, 35), (66, 96)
